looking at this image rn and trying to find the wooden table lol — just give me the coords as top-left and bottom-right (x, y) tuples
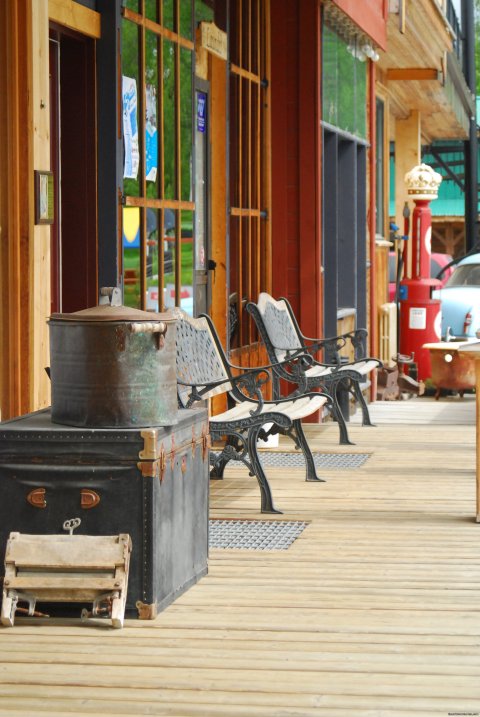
(457, 341), (480, 522)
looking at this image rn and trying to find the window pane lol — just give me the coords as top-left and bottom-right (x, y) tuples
(181, 210), (194, 314)
(337, 38), (355, 134)
(122, 19), (140, 197)
(355, 53), (367, 139)
(195, 0), (214, 25)
(146, 208), (160, 311)
(163, 40), (176, 200)
(375, 98), (385, 236)
(145, 0), (158, 22)
(163, 0), (174, 31)
(124, 0), (139, 12)
(180, 0), (193, 40)
(322, 25), (337, 127)
(163, 209), (176, 308)
(180, 48), (193, 202)
(123, 206), (141, 308)
(146, 30), (160, 197)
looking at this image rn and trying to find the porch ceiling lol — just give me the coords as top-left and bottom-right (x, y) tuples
(378, 1), (472, 143)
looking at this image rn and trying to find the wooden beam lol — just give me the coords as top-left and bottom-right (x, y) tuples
(48, 0), (101, 39)
(31, 0), (51, 412)
(0, 0), (32, 419)
(387, 68), (440, 82)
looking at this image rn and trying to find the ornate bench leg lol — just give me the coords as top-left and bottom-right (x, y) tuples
(352, 380), (375, 426)
(247, 426), (282, 514)
(330, 383), (355, 445)
(210, 435), (240, 479)
(292, 419), (326, 483)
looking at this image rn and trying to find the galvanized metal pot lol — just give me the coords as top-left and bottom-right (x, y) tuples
(48, 287), (178, 428)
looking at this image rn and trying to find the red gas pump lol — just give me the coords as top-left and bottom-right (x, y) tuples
(399, 164), (443, 381)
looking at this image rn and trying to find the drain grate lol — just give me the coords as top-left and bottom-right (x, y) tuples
(258, 451), (369, 469)
(209, 520), (308, 551)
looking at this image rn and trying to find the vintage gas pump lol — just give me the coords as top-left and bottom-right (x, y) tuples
(399, 163), (443, 381)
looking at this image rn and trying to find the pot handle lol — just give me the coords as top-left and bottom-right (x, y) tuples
(129, 321), (168, 349)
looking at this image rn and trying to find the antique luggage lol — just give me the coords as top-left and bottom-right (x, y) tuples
(0, 407), (209, 619)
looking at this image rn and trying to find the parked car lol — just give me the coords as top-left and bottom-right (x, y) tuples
(432, 253), (480, 340)
(388, 251), (454, 302)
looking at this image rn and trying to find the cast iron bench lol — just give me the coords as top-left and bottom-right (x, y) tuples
(174, 309), (332, 514)
(246, 293), (382, 445)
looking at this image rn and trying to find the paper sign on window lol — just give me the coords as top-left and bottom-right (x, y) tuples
(145, 84), (158, 182)
(122, 76), (139, 180)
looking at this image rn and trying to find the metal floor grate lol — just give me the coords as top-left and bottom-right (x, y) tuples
(209, 520), (308, 551)
(258, 451), (370, 469)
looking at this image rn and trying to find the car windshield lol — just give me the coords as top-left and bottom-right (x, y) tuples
(445, 264), (480, 288)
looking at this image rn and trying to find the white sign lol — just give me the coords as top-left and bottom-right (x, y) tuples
(122, 76), (139, 179)
(409, 307), (427, 330)
(145, 84), (158, 182)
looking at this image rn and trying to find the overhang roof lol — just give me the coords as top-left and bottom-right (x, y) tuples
(378, 0), (475, 143)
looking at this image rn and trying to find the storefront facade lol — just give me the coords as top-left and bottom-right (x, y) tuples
(0, 0), (471, 420)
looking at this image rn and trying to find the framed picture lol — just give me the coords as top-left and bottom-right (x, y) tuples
(34, 170), (54, 225)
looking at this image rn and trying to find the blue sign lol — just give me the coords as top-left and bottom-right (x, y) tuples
(197, 92), (206, 133)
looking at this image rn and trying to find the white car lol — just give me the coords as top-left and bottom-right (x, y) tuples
(432, 253), (480, 340)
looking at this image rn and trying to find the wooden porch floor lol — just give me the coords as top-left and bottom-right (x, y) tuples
(2, 396), (480, 716)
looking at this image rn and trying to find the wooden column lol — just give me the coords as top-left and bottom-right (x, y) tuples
(0, 0), (51, 420)
(31, 0), (51, 412)
(298, 0), (322, 340)
(0, 0), (33, 419)
(394, 110), (421, 246)
(209, 52), (228, 352)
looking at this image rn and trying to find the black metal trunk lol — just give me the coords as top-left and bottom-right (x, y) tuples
(0, 407), (209, 619)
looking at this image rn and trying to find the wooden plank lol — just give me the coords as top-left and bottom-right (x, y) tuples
(387, 67), (439, 81)
(48, 0), (101, 39)
(1, 399), (480, 714)
(6, 535), (128, 568)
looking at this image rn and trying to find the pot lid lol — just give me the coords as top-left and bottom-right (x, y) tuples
(50, 287), (175, 323)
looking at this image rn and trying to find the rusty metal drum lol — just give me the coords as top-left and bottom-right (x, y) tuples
(48, 287), (178, 428)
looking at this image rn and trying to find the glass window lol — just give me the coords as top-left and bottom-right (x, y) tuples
(121, 3), (195, 311)
(163, 0), (174, 32)
(446, 264), (480, 287)
(146, 30), (159, 198)
(122, 19), (140, 198)
(322, 24), (367, 139)
(376, 98), (385, 236)
(163, 40), (176, 201)
(180, 48), (193, 202)
(180, 0), (193, 41)
(196, 0), (214, 25)
(123, 206), (141, 308)
(124, 0), (140, 12)
(322, 26), (338, 127)
(145, 0), (158, 23)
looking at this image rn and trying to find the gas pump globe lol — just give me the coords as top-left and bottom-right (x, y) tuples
(399, 163), (443, 381)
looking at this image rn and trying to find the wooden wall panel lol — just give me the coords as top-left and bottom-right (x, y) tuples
(271, 1), (322, 340)
(271, 0), (300, 309)
(0, 0), (32, 419)
(298, 0), (322, 341)
(31, 0), (52, 412)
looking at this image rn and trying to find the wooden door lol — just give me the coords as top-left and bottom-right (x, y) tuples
(49, 27), (97, 314)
